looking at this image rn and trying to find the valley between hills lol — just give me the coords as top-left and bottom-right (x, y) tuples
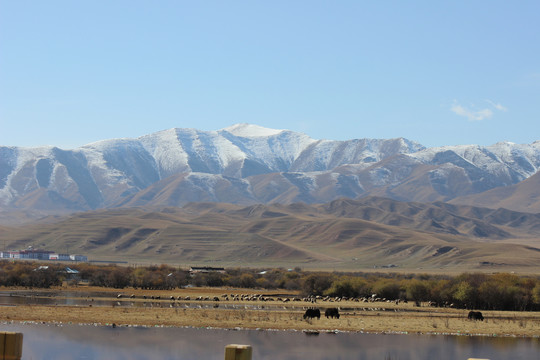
(1, 196), (539, 274)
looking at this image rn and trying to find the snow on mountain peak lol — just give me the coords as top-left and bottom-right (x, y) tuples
(222, 123), (284, 137)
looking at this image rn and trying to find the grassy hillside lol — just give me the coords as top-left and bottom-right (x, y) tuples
(1, 198), (539, 272)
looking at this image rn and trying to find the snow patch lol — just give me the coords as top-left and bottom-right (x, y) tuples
(139, 128), (190, 177)
(187, 173), (220, 197)
(429, 163), (461, 178)
(369, 167), (391, 186)
(223, 123), (284, 137)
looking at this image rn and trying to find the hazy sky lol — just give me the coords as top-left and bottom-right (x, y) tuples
(1, 1), (539, 149)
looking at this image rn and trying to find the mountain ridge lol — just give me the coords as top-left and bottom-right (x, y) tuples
(1, 124), (539, 218)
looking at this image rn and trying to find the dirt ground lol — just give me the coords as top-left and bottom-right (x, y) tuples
(2, 286), (539, 337)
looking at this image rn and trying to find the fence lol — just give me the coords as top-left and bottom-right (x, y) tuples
(0, 332), (23, 360)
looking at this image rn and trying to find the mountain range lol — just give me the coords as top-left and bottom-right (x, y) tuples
(1, 123), (540, 220)
(1, 124), (540, 271)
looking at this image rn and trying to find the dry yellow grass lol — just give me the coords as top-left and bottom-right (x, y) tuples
(1, 286), (539, 337)
(4, 200), (540, 272)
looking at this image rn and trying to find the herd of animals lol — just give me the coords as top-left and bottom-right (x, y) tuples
(303, 308), (340, 319)
(114, 292), (484, 322)
(303, 308), (484, 322)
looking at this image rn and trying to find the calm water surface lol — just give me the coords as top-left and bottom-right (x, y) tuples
(1, 322), (538, 360)
(0, 291), (332, 311)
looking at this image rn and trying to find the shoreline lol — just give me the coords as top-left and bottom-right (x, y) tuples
(3, 319), (539, 339)
(1, 286), (539, 338)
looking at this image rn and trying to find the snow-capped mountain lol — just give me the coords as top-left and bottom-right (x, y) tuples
(1, 124), (539, 214)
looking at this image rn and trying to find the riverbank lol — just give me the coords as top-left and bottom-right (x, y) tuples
(1, 286), (539, 337)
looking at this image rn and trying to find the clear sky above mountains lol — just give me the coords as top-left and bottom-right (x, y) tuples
(1, 1), (539, 149)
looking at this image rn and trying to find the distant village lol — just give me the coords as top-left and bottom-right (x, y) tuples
(0, 247), (88, 262)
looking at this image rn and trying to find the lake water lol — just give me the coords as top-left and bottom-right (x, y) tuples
(0, 292), (306, 311)
(1, 322), (538, 360)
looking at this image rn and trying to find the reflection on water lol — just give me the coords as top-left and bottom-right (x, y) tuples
(0, 323), (538, 360)
(0, 291), (309, 311)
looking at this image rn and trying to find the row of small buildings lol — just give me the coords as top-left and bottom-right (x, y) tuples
(0, 249), (87, 262)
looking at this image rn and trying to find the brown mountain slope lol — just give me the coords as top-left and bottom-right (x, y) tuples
(115, 174), (257, 208)
(1, 199), (539, 272)
(0, 208), (326, 265)
(360, 158), (476, 203)
(317, 197), (540, 238)
(450, 171), (540, 213)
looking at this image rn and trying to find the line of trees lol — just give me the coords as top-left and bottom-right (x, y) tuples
(1, 260), (539, 311)
(309, 272), (540, 311)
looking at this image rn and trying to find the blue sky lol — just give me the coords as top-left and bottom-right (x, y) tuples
(1, 1), (539, 149)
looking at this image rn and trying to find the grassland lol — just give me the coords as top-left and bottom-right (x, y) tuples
(1, 286), (539, 337)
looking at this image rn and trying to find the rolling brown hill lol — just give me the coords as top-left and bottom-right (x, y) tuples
(450, 171), (540, 213)
(1, 198), (539, 272)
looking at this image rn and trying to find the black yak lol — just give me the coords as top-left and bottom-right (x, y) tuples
(303, 308), (321, 319)
(325, 308), (340, 319)
(467, 311), (484, 321)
